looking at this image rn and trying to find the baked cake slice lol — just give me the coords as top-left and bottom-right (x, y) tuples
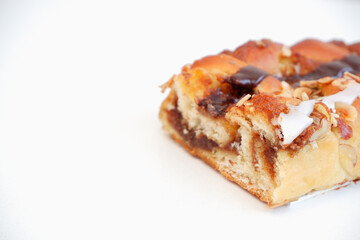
(159, 39), (360, 207)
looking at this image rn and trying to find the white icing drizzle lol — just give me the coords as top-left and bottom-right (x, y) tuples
(322, 83), (360, 111)
(279, 83), (360, 145)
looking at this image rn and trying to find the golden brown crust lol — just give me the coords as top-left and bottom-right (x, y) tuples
(245, 94), (291, 119)
(291, 39), (351, 75)
(291, 39), (350, 62)
(191, 54), (247, 76)
(224, 39), (284, 75)
(255, 76), (282, 94)
(328, 40), (348, 49)
(348, 42), (360, 55)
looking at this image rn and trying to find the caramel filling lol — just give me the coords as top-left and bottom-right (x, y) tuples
(167, 107), (218, 151)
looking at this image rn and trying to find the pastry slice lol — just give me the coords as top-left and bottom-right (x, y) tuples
(159, 39), (360, 207)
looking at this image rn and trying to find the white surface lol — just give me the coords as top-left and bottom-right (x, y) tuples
(0, 1), (360, 240)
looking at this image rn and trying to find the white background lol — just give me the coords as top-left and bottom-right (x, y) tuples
(0, 0), (360, 239)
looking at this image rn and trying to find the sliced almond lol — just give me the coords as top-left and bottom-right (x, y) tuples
(301, 92), (309, 101)
(256, 76), (282, 94)
(255, 40), (266, 47)
(331, 78), (350, 89)
(339, 144), (359, 177)
(309, 119), (330, 142)
(281, 46), (292, 57)
(279, 81), (294, 98)
(321, 83), (342, 96)
(318, 76), (334, 84)
(335, 102), (358, 122)
(314, 102), (331, 121)
(343, 72), (360, 83)
(236, 94), (251, 107)
(293, 87), (312, 99)
(160, 75), (176, 93)
(300, 80), (318, 88)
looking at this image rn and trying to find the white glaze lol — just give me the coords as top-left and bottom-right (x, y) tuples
(322, 83), (360, 111)
(279, 100), (315, 145)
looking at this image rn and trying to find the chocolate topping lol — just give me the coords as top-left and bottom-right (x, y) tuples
(285, 54), (360, 86)
(197, 89), (238, 118)
(342, 54), (360, 71)
(225, 65), (268, 90)
(306, 62), (351, 79)
(304, 61), (353, 80)
(198, 65), (268, 118)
